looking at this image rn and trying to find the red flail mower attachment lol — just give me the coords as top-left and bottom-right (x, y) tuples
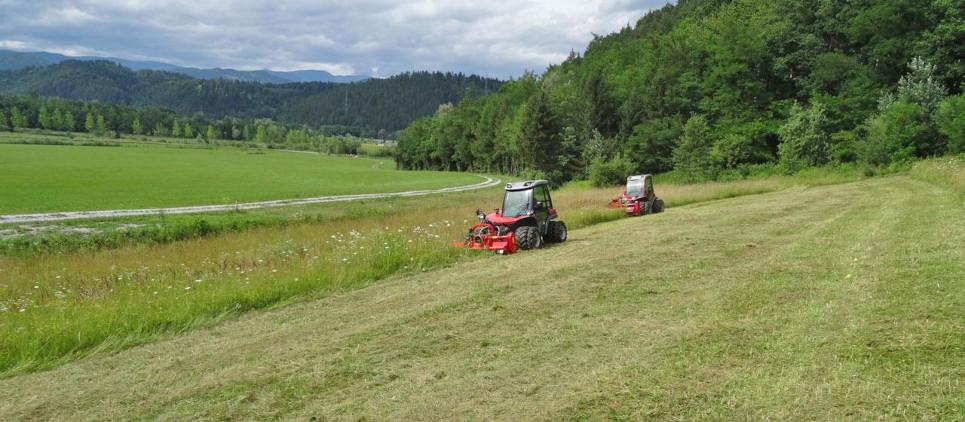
(608, 193), (643, 215)
(452, 210), (518, 254)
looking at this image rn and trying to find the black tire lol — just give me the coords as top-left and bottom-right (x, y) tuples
(545, 221), (568, 243)
(515, 226), (542, 250)
(654, 198), (665, 213)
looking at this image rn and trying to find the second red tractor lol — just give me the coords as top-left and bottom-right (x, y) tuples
(609, 174), (665, 216)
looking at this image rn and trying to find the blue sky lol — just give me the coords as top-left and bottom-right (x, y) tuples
(0, 0), (667, 78)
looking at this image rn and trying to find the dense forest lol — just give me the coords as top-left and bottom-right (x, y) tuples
(395, 0), (964, 184)
(0, 95), (386, 154)
(0, 61), (501, 135)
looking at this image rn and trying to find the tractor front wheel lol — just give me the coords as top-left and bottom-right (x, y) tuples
(545, 221), (568, 243)
(515, 226), (542, 250)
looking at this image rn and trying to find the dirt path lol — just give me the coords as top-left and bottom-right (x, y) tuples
(0, 175), (500, 223)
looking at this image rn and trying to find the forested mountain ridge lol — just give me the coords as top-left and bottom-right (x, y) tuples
(0, 49), (369, 83)
(396, 0), (964, 183)
(0, 60), (501, 132)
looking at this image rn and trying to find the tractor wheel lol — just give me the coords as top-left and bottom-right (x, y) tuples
(515, 226), (542, 250)
(545, 221), (568, 243)
(654, 199), (665, 213)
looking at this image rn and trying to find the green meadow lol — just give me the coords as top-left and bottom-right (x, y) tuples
(0, 142), (479, 214)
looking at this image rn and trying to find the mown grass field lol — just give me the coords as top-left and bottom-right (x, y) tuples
(0, 157), (961, 420)
(0, 142), (479, 214)
(0, 164), (878, 377)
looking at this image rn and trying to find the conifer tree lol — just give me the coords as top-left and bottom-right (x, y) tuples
(63, 111), (75, 132)
(85, 112), (95, 133)
(10, 107), (26, 129)
(38, 105), (51, 129)
(52, 109), (64, 131)
(96, 115), (107, 135)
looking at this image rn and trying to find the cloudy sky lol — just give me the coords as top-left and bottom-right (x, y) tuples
(0, 0), (667, 78)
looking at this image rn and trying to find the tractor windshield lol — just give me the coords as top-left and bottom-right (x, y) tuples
(626, 179), (645, 198)
(502, 189), (533, 217)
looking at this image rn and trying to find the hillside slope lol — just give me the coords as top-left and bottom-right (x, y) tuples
(395, 0), (963, 180)
(1, 176), (962, 419)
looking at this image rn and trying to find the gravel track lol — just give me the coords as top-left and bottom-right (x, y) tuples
(0, 175), (500, 224)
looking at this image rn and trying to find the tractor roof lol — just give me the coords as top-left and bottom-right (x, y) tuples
(505, 180), (549, 191)
(627, 174), (652, 181)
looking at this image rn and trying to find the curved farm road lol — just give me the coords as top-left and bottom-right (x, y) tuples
(0, 175), (501, 224)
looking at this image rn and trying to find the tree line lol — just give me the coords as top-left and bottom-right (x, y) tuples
(395, 0), (964, 185)
(0, 61), (501, 136)
(0, 95), (381, 155)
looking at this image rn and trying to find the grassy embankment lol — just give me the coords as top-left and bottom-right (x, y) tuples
(0, 155), (880, 377)
(0, 156), (962, 419)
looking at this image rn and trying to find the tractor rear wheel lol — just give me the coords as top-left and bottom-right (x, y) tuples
(654, 198), (665, 213)
(515, 226), (542, 250)
(545, 221), (568, 243)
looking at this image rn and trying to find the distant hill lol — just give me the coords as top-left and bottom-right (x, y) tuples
(0, 49), (369, 83)
(0, 60), (501, 132)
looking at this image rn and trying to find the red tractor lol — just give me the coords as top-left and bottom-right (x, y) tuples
(609, 174), (665, 216)
(455, 180), (567, 254)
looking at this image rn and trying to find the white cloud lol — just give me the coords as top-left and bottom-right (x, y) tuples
(0, 40), (29, 49)
(0, 0), (668, 78)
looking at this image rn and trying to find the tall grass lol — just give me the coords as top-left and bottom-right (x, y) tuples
(557, 163), (869, 210)
(910, 154), (965, 194)
(0, 214), (278, 256)
(0, 211), (473, 375)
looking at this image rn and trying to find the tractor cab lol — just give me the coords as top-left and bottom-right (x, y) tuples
(457, 180), (568, 254)
(610, 174), (664, 216)
(625, 174), (653, 200)
(492, 180), (556, 230)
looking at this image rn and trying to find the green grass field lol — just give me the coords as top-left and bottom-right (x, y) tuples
(0, 142), (479, 214)
(0, 165), (876, 376)
(0, 151), (961, 419)
(0, 159), (961, 419)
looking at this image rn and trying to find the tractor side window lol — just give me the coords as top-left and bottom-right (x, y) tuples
(645, 177), (653, 196)
(534, 185), (551, 209)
